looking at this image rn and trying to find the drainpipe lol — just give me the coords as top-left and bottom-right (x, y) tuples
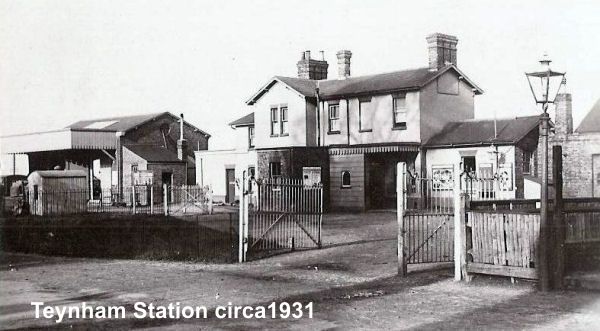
(316, 84), (321, 146)
(346, 98), (350, 145)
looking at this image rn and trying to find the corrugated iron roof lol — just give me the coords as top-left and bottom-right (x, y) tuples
(425, 116), (541, 147)
(246, 65), (483, 105)
(125, 145), (183, 163)
(576, 98), (600, 133)
(229, 112), (254, 127)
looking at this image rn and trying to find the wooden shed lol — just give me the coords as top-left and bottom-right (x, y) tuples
(27, 170), (88, 215)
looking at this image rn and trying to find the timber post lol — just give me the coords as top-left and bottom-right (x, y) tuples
(552, 145), (565, 289)
(453, 164), (463, 281)
(397, 162), (407, 276)
(163, 184), (168, 216)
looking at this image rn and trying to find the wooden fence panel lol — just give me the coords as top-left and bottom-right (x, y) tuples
(467, 211), (540, 279)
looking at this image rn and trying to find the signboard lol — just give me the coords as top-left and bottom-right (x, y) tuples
(302, 167), (321, 186)
(432, 165), (453, 191)
(133, 171), (154, 185)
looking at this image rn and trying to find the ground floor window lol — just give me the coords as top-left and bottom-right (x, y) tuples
(341, 170), (351, 188)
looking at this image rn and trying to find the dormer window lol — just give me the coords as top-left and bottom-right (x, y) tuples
(393, 93), (407, 130)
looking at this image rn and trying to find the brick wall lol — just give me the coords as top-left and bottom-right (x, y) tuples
(147, 163), (187, 188)
(256, 147), (330, 209)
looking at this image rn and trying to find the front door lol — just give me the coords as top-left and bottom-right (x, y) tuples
(225, 168), (236, 204)
(593, 154), (600, 197)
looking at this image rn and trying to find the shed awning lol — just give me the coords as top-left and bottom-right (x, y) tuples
(1, 129), (117, 154)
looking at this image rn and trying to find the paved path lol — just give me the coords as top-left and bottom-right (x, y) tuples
(1, 212), (599, 330)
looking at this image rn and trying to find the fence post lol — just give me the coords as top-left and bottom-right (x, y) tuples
(163, 184), (168, 216)
(453, 164), (465, 281)
(208, 185), (213, 215)
(150, 185), (154, 214)
(397, 162), (407, 276)
(552, 145), (565, 289)
(238, 171), (248, 262)
(132, 186), (136, 214)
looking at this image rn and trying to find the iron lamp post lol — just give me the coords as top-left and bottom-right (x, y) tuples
(525, 54), (565, 291)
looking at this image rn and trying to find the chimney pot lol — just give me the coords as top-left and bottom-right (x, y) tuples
(426, 33), (458, 71)
(305, 50), (311, 59)
(336, 50), (352, 79)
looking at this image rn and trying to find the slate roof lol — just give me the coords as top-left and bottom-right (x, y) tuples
(229, 112), (254, 127)
(246, 65), (483, 105)
(125, 145), (183, 163)
(66, 112), (211, 137)
(425, 116), (541, 147)
(576, 98), (600, 133)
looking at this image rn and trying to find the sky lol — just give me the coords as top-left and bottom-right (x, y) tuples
(1, 0), (599, 151)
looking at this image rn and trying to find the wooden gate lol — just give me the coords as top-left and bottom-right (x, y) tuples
(243, 178), (323, 260)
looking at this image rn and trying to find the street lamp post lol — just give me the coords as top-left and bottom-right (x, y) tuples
(525, 54), (565, 291)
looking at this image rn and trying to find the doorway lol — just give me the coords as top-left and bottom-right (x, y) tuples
(225, 168), (236, 204)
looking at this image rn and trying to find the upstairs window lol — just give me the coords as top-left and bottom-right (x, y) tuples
(248, 126), (255, 148)
(270, 108), (279, 136)
(328, 104), (340, 133)
(393, 94), (407, 130)
(280, 107), (289, 136)
(359, 97), (372, 132)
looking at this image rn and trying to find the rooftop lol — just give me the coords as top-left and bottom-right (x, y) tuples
(576, 98), (600, 133)
(247, 65), (483, 105)
(425, 116), (541, 147)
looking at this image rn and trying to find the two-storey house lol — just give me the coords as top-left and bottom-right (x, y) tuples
(245, 33), (483, 210)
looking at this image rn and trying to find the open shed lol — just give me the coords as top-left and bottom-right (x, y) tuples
(27, 170), (88, 215)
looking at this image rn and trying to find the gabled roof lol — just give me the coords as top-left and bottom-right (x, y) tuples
(576, 98), (600, 133)
(246, 65), (483, 105)
(66, 112), (211, 137)
(425, 115), (541, 148)
(229, 112), (254, 128)
(125, 145), (183, 163)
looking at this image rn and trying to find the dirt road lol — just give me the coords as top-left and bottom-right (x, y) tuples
(1, 212), (599, 330)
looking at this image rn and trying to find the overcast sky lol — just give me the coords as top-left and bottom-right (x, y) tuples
(1, 0), (598, 150)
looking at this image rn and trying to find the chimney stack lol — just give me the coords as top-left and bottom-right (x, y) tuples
(554, 80), (573, 136)
(177, 113), (187, 161)
(336, 50), (352, 79)
(426, 33), (458, 71)
(297, 50), (328, 80)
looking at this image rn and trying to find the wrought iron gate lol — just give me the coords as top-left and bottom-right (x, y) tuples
(399, 165), (457, 274)
(240, 177), (323, 261)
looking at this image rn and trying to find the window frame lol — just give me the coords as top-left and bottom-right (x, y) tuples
(358, 97), (372, 132)
(341, 170), (352, 188)
(269, 161), (282, 191)
(523, 150), (534, 175)
(280, 106), (289, 136)
(392, 94), (407, 130)
(270, 107), (279, 136)
(248, 126), (255, 149)
(328, 104), (341, 134)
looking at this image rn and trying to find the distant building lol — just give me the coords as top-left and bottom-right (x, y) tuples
(1, 112), (210, 199)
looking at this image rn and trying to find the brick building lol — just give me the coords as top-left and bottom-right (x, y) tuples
(547, 92), (600, 197)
